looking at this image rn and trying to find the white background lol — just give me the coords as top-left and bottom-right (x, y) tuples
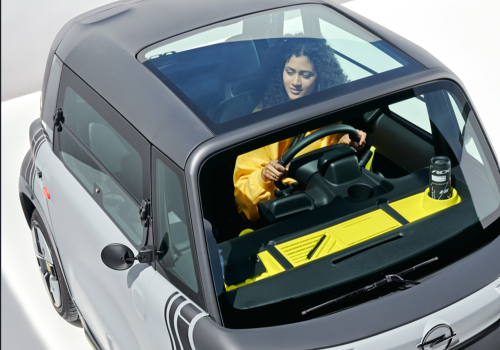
(2, 0), (500, 349)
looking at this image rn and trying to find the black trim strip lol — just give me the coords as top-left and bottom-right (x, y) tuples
(332, 49), (378, 75)
(80, 315), (104, 350)
(266, 245), (294, 270)
(379, 202), (410, 225)
(331, 233), (405, 265)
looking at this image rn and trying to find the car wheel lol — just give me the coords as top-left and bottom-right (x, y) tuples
(30, 209), (79, 322)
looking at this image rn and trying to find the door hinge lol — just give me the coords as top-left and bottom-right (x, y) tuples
(53, 108), (65, 131)
(137, 245), (154, 264)
(139, 199), (151, 227)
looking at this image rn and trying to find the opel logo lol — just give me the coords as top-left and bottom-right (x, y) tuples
(416, 323), (457, 349)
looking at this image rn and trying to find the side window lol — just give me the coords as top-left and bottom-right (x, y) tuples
(41, 55), (63, 140)
(55, 66), (150, 246)
(388, 97), (432, 133)
(62, 87), (144, 202)
(153, 147), (203, 305)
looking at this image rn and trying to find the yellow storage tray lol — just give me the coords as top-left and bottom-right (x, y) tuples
(275, 209), (401, 267)
(390, 188), (461, 223)
(225, 188), (461, 291)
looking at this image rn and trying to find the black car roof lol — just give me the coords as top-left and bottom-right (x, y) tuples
(53, 0), (448, 168)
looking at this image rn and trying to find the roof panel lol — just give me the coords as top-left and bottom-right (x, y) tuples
(58, 30), (213, 168)
(54, 0), (448, 165)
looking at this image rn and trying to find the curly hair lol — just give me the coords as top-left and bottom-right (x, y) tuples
(257, 36), (349, 109)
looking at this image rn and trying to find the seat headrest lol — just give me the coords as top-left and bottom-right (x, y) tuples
(221, 34), (260, 82)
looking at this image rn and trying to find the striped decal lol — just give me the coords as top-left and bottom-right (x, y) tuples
(165, 292), (207, 350)
(24, 124), (51, 190)
(26, 157), (35, 188)
(31, 127), (50, 158)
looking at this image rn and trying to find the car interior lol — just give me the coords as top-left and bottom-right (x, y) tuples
(199, 81), (500, 328)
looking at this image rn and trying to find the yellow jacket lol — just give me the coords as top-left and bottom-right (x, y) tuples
(233, 127), (343, 221)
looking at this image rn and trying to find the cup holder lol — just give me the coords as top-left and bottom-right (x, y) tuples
(348, 184), (374, 200)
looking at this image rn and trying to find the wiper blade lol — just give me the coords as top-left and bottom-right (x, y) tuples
(302, 257), (438, 315)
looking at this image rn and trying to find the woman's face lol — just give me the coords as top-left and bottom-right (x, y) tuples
(283, 55), (318, 100)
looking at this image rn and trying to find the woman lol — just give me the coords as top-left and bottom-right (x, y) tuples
(234, 37), (367, 222)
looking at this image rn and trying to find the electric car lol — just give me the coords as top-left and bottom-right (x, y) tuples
(19, 0), (500, 349)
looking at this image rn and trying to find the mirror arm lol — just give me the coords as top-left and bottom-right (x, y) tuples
(124, 245), (155, 264)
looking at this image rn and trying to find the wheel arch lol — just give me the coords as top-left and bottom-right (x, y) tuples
(20, 192), (36, 228)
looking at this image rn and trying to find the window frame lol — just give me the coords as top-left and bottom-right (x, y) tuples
(53, 64), (151, 249)
(152, 146), (206, 310)
(41, 54), (63, 141)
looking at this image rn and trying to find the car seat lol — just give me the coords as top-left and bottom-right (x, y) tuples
(211, 34), (261, 124)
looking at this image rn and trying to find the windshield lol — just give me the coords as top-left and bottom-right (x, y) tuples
(138, 5), (424, 134)
(199, 80), (500, 328)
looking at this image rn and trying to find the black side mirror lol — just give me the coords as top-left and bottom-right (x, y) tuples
(101, 243), (154, 271)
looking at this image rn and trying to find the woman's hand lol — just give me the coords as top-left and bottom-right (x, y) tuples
(261, 160), (290, 182)
(339, 129), (367, 150)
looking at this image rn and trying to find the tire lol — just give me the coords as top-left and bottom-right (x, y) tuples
(31, 209), (79, 322)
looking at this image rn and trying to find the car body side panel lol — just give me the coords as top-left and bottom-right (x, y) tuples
(191, 276), (500, 349)
(42, 151), (154, 350)
(56, 30), (214, 169)
(19, 122), (76, 305)
(27, 120), (55, 233)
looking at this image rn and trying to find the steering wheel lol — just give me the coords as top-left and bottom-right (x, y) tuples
(274, 125), (360, 189)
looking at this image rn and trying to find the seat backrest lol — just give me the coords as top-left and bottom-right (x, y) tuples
(214, 92), (256, 123)
(220, 34), (261, 84)
(213, 34), (261, 123)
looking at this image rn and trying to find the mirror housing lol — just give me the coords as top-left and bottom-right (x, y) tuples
(101, 244), (154, 271)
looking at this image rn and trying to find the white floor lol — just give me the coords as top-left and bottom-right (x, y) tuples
(343, 0), (500, 150)
(2, 91), (90, 349)
(1, 0), (116, 102)
(2, 1), (500, 349)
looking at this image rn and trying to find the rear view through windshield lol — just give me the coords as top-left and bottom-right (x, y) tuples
(199, 80), (500, 328)
(138, 5), (424, 134)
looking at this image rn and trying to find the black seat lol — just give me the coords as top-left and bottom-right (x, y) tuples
(212, 34), (261, 124)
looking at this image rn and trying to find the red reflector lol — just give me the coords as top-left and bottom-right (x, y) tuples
(43, 187), (50, 199)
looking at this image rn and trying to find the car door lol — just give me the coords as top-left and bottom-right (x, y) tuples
(32, 54), (64, 234)
(42, 64), (154, 350)
(146, 147), (208, 350)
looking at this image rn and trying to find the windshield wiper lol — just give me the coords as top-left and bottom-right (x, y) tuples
(302, 257), (438, 315)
